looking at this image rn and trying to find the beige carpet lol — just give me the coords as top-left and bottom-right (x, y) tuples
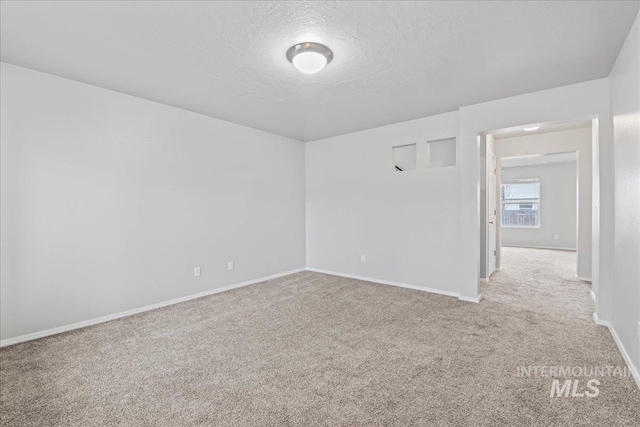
(1, 247), (639, 426)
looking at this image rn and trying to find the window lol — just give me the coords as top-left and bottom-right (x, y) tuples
(501, 179), (540, 228)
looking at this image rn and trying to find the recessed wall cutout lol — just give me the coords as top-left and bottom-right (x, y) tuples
(392, 143), (417, 172)
(427, 137), (456, 168)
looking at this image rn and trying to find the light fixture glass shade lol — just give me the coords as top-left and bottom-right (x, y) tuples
(286, 42), (333, 74)
(292, 51), (327, 74)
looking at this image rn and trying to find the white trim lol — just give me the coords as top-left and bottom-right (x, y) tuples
(488, 268), (498, 278)
(480, 269), (498, 284)
(0, 268), (305, 348)
(589, 313), (638, 389)
(590, 290), (596, 303)
(608, 324), (640, 390)
(501, 244), (576, 251)
(306, 268), (483, 304)
(306, 268), (462, 299)
(592, 312), (610, 327)
(591, 312), (640, 388)
(459, 294), (483, 303)
(577, 276), (592, 282)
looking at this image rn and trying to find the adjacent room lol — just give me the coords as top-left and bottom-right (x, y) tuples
(491, 122), (593, 279)
(1, 1), (639, 426)
(480, 122), (595, 313)
(500, 153), (577, 253)
(496, 150), (586, 303)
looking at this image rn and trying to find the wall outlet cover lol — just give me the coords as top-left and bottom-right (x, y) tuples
(194, 267), (201, 277)
(228, 261), (234, 271)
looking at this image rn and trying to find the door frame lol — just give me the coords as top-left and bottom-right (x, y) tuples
(477, 117), (602, 317)
(487, 151), (497, 278)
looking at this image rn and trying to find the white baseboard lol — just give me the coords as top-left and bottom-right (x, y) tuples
(608, 324), (640, 390)
(459, 294), (483, 303)
(591, 313), (639, 390)
(502, 244), (576, 251)
(0, 268), (306, 348)
(480, 268), (498, 284)
(590, 290), (596, 303)
(306, 268), (482, 304)
(592, 312), (610, 327)
(577, 276), (593, 282)
(6, 266), (632, 389)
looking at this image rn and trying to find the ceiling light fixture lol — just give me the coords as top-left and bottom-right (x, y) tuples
(286, 42), (333, 74)
(524, 126), (540, 132)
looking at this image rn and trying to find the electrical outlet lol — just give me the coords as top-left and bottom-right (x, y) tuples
(194, 267), (201, 277)
(554, 234), (559, 240)
(637, 321), (640, 343)
(361, 255), (366, 263)
(228, 261), (234, 271)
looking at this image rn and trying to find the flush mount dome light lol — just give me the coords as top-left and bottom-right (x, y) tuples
(286, 42), (333, 74)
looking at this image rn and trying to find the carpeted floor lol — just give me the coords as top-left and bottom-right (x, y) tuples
(1, 247), (639, 426)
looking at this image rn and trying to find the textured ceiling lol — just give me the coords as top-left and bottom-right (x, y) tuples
(1, 1), (638, 141)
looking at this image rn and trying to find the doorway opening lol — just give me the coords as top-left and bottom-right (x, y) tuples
(479, 119), (597, 311)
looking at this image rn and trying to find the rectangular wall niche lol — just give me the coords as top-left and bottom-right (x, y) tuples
(393, 144), (417, 172)
(427, 137), (456, 168)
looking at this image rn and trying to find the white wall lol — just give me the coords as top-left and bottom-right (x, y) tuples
(495, 127), (592, 277)
(458, 80), (612, 309)
(609, 11), (640, 377)
(0, 63), (306, 341)
(306, 112), (461, 296)
(306, 80), (612, 304)
(500, 162), (577, 250)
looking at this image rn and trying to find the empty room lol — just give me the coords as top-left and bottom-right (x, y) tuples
(1, 1), (639, 426)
